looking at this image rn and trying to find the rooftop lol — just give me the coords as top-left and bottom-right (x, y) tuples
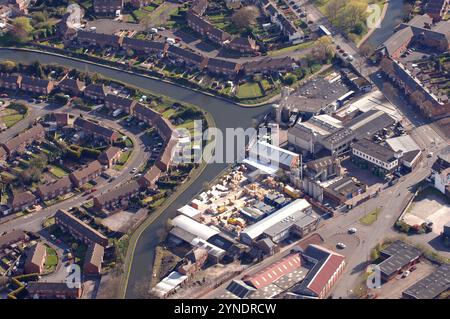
(378, 240), (422, 278)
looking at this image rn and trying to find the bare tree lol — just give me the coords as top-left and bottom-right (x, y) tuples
(360, 42), (375, 58)
(382, 82), (396, 98)
(325, 0), (345, 21)
(231, 6), (260, 30)
(380, 57), (395, 77)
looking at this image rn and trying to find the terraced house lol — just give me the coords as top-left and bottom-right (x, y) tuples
(74, 117), (120, 143)
(58, 78), (86, 96)
(8, 191), (37, 213)
(77, 30), (121, 49)
(1, 123), (45, 156)
(20, 76), (54, 95)
(93, 180), (141, 211)
(104, 94), (137, 114)
(69, 160), (103, 187)
(54, 209), (109, 247)
(167, 46), (208, 69)
(24, 242), (47, 275)
(0, 73), (22, 90)
(121, 38), (168, 56)
(36, 176), (73, 201)
(83, 83), (108, 101)
(83, 243), (104, 275)
(206, 58), (241, 77)
(93, 0), (123, 15)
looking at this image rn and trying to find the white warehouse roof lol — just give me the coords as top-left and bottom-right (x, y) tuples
(153, 271), (188, 298)
(177, 205), (200, 219)
(171, 215), (219, 241)
(241, 199), (312, 242)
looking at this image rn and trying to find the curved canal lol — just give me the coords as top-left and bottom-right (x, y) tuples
(0, 48), (271, 298)
(0, 0), (406, 293)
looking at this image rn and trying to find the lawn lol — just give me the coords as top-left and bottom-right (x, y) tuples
(359, 208), (381, 226)
(236, 82), (264, 99)
(268, 40), (315, 57)
(44, 246), (58, 273)
(49, 165), (69, 178)
(0, 104), (28, 128)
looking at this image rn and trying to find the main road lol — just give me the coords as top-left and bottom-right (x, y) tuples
(0, 48), (271, 298)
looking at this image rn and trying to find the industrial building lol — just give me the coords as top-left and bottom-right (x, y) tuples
(377, 240), (422, 282)
(402, 264), (450, 299)
(352, 139), (402, 176)
(246, 140), (300, 172)
(289, 244), (346, 299)
(240, 199), (319, 245)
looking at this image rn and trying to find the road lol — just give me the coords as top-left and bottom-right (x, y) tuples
(0, 48), (272, 298)
(0, 107), (149, 235)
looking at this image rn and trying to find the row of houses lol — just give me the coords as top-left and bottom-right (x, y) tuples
(186, 0), (259, 53)
(0, 73), (54, 95)
(376, 14), (450, 118)
(259, 0), (304, 44)
(75, 30), (296, 77)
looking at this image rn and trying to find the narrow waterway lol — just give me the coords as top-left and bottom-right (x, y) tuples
(0, 0), (407, 294)
(0, 48), (270, 298)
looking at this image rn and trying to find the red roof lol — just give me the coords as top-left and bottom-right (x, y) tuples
(307, 251), (345, 296)
(244, 253), (301, 289)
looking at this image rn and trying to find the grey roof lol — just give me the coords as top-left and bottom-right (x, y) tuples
(352, 138), (398, 163)
(54, 209), (108, 246)
(248, 141), (299, 169)
(346, 109), (396, 138)
(378, 240), (422, 278)
(94, 180), (140, 206)
(403, 264), (450, 299)
(379, 27), (414, 55)
(74, 117), (118, 140)
(263, 209), (318, 238)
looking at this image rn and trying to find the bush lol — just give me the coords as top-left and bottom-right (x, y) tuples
(395, 220), (411, 233)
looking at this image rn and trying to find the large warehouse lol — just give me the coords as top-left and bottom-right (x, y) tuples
(240, 199), (318, 245)
(171, 214), (219, 241)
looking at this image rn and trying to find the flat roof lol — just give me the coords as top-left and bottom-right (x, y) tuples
(241, 199), (311, 241)
(177, 205), (200, 219)
(386, 135), (420, 153)
(352, 138), (398, 163)
(403, 264), (450, 299)
(378, 240), (422, 278)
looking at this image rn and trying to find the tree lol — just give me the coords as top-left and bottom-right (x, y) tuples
(311, 36), (335, 63)
(360, 42), (375, 58)
(8, 17), (34, 44)
(410, 91), (425, 107)
(382, 82), (396, 98)
(380, 57), (395, 77)
(231, 6), (260, 30)
(342, 0), (367, 30)
(0, 60), (17, 73)
(325, 0), (345, 21)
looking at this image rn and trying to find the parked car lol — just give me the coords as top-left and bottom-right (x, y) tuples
(402, 270), (410, 278)
(348, 228), (357, 234)
(336, 242), (346, 249)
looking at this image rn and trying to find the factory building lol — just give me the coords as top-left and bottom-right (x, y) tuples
(240, 199), (319, 245)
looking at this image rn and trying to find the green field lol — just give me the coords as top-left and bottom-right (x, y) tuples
(268, 41), (315, 57)
(236, 82), (264, 99)
(44, 246), (58, 273)
(359, 208), (381, 226)
(49, 165), (69, 178)
(0, 104), (28, 128)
